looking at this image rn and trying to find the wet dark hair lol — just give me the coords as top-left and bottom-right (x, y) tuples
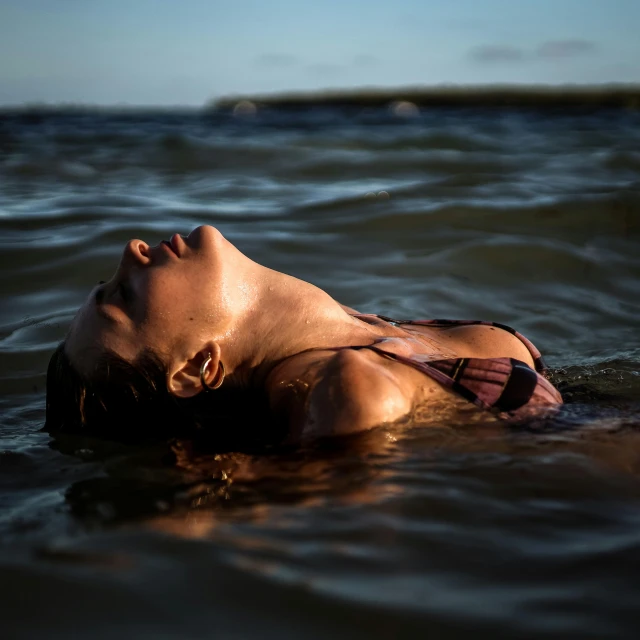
(46, 341), (189, 440)
(45, 341), (281, 447)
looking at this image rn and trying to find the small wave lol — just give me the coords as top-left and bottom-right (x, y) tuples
(323, 191), (640, 238)
(552, 360), (640, 406)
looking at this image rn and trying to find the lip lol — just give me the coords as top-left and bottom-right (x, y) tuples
(160, 234), (182, 258)
(160, 240), (177, 257)
(170, 234), (183, 257)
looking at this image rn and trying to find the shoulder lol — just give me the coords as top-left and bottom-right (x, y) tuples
(267, 347), (416, 443)
(306, 348), (417, 440)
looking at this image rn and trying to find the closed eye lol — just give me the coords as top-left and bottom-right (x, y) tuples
(118, 280), (133, 303)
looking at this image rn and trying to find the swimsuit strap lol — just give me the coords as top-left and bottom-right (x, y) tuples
(361, 314), (549, 374)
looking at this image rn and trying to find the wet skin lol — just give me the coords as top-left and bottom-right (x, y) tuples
(66, 226), (538, 443)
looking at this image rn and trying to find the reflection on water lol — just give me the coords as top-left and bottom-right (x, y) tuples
(1, 105), (640, 638)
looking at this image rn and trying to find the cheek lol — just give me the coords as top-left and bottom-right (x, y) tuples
(138, 276), (197, 341)
(135, 278), (176, 335)
(138, 265), (220, 347)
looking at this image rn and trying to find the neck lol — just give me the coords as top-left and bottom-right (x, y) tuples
(217, 265), (381, 388)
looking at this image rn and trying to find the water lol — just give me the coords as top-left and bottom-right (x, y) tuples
(1, 105), (640, 639)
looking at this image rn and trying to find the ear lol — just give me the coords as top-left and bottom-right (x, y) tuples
(167, 342), (222, 399)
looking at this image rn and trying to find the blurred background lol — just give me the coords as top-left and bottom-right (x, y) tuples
(1, 0), (640, 105)
(1, 2), (640, 639)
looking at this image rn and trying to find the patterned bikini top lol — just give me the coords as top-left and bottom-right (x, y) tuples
(344, 316), (563, 419)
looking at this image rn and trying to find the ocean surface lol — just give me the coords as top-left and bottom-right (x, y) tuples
(1, 104), (640, 639)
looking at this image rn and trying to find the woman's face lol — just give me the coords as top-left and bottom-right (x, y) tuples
(66, 225), (233, 374)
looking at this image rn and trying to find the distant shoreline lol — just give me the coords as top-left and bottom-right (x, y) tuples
(212, 84), (640, 111)
(2, 84), (640, 113)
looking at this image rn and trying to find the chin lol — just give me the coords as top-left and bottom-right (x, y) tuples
(187, 225), (225, 249)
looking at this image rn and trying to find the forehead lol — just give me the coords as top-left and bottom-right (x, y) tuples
(65, 290), (137, 375)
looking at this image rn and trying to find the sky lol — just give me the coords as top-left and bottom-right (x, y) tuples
(0, 0), (639, 106)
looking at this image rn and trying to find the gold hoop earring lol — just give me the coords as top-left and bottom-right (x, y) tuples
(200, 353), (225, 391)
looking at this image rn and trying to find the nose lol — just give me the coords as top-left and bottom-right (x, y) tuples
(122, 239), (150, 267)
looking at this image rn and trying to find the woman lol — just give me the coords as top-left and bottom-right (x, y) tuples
(46, 225), (562, 445)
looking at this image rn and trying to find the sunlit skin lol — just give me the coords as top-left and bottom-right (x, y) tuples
(66, 225), (537, 443)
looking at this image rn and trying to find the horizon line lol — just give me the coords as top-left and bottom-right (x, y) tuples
(2, 82), (640, 112)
